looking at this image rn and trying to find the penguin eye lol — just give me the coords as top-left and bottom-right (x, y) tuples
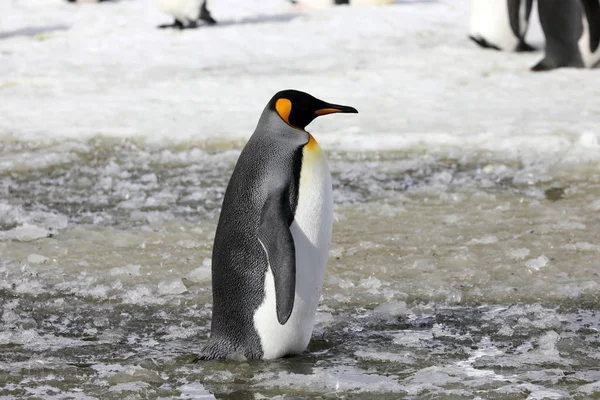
(275, 98), (292, 125)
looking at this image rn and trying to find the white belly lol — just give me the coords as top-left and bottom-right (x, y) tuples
(469, 0), (521, 51)
(156, 0), (202, 24)
(578, 15), (600, 68)
(253, 140), (333, 360)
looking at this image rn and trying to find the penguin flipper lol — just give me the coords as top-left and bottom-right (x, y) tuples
(258, 190), (296, 326)
(199, 0), (217, 25)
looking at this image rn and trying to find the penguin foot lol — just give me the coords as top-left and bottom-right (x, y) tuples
(157, 19), (185, 30)
(469, 35), (502, 51)
(158, 20), (199, 30)
(531, 59), (554, 72)
(515, 41), (537, 52)
(531, 57), (585, 71)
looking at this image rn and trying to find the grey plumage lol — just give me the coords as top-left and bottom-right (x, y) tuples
(197, 98), (307, 361)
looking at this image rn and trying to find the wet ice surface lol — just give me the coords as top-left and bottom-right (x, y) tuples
(3, 0), (600, 398)
(2, 141), (600, 398)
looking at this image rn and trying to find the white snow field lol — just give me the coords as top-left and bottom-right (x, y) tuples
(1, 0), (600, 399)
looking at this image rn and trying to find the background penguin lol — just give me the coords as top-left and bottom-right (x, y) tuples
(157, 0), (216, 29)
(533, 0), (600, 70)
(469, 0), (535, 52)
(292, 0), (394, 8)
(197, 90), (357, 361)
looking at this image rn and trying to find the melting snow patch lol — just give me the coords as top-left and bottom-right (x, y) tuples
(564, 242), (600, 252)
(27, 254), (49, 265)
(157, 279), (188, 295)
(176, 240), (202, 249)
(254, 366), (405, 394)
(122, 285), (165, 305)
(108, 382), (150, 393)
(525, 255), (549, 272)
(393, 330), (433, 347)
(373, 301), (408, 317)
(186, 258), (212, 283)
(12, 224), (50, 242)
(110, 264), (141, 276)
(467, 235), (499, 245)
(355, 350), (415, 364)
(526, 388), (571, 399)
(178, 383), (216, 399)
(509, 248), (530, 260)
(577, 381), (600, 396)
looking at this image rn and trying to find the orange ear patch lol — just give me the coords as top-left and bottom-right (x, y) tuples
(275, 98), (292, 125)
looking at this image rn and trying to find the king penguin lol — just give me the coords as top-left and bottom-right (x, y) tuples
(469, 0), (535, 52)
(533, 0), (600, 70)
(157, 0), (216, 29)
(197, 90), (357, 361)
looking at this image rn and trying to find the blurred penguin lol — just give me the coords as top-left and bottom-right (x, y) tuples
(350, 0), (394, 5)
(533, 0), (600, 70)
(66, 0), (113, 3)
(157, 0), (216, 29)
(469, 0), (535, 52)
(292, 0), (393, 8)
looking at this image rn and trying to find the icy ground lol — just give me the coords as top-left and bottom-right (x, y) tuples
(1, 0), (600, 398)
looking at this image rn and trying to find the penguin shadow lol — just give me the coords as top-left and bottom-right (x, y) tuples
(0, 25), (69, 40)
(209, 13), (302, 29)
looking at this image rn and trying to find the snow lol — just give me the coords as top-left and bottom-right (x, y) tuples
(0, 0), (598, 166)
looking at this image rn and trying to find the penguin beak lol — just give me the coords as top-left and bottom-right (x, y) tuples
(314, 104), (358, 116)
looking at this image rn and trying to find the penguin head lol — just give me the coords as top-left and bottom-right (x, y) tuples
(268, 89), (358, 130)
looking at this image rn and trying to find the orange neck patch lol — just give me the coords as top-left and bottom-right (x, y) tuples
(275, 98), (292, 125)
(306, 133), (320, 152)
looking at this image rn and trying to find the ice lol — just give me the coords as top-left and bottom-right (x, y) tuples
(0, 329), (88, 351)
(510, 248), (531, 260)
(186, 267), (211, 283)
(393, 330), (433, 347)
(107, 367), (163, 385)
(177, 383), (216, 400)
(108, 382), (150, 393)
(526, 388), (571, 399)
(373, 301), (407, 317)
(186, 258), (212, 282)
(355, 350), (415, 363)
(358, 276), (381, 290)
(525, 255), (549, 271)
(467, 235), (499, 245)
(255, 366), (406, 394)
(110, 264), (141, 276)
(176, 240), (202, 249)
(157, 279), (188, 295)
(27, 254), (49, 264)
(12, 223), (51, 242)
(564, 242), (600, 252)
(577, 381), (600, 396)
(122, 284), (165, 305)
